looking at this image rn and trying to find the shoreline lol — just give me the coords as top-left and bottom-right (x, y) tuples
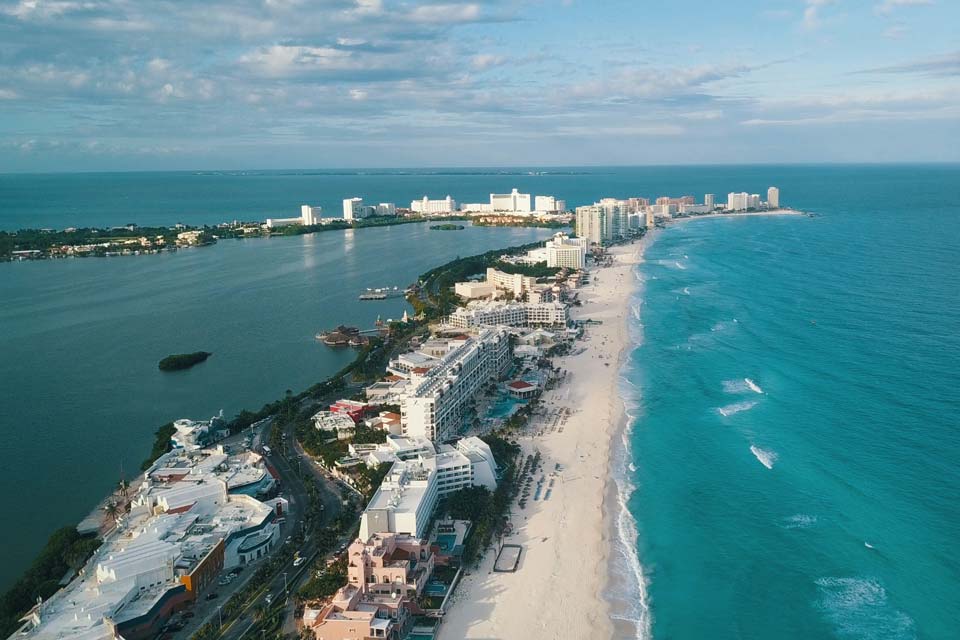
(439, 239), (648, 639)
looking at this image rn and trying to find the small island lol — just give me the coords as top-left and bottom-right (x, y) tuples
(430, 224), (465, 231)
(158, 351), (212, 371)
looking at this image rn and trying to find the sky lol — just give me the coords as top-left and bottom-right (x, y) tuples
(0, 0), (958, 171)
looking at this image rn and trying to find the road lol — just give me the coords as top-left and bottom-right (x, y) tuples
(214, 418), (355, 640)
(170, 418), (344, 640)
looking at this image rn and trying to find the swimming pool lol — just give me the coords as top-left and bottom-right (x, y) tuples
(435, 533), (458, 553)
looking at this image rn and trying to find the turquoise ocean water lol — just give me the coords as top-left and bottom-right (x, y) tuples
(616, 166), (960, 638)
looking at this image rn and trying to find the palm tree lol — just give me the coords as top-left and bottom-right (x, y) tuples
(104, 502), (120, 525)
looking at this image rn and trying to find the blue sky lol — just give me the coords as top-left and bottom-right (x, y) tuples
(0, 0), (958, 171)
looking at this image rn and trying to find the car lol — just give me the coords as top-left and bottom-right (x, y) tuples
(264, 595), (273, 605)
(205, 593), (218, 601)
(285, 536), (292, 544)
(293, 557), (305, 567)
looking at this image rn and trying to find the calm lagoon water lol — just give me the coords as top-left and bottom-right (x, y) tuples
(0, 221), (550, 589)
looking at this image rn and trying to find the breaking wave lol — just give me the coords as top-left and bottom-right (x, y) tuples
(717, 400), (757, 417)
(750, 445), (778, 469)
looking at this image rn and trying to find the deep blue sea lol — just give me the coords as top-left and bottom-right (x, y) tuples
(616, 165), (960, 639)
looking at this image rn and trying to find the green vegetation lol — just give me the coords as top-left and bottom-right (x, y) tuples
(141, 422), (176, 470)
(472, 217), (570, 229)
(430, 224), (465, 231)
(491, 260), (561, 278)
(408, 240), (546, 319)
(298, 557), (347, 601)
(0, 528), (101, 638)
(443, 433), (521, 565)
(158, 351), (211, 371)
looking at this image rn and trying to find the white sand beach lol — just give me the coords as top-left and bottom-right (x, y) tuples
(439, 241), (648, 640)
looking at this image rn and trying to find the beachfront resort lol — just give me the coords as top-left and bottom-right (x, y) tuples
(8, 184), (792, 640)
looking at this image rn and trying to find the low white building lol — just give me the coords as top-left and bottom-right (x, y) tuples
(454, 280), (497, 300)
(448, 301), (569, 329)
(312, 410), (358, 439)
(266, 205), (321, 228)
(679, 203), (712, 214)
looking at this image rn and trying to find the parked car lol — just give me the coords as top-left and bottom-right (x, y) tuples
(293, 557), (305, 567)
(205, 593), (218, 601)
(182, 612), (195, 619)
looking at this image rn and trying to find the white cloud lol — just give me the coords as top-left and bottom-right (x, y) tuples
(349, 89), (368, 101)
(802, 0), (835, 30)
(875, 0), (933, 15)
(0, 88), (20, 99)
(470, 54), (505, 70)
(240, 45), (353, 76)
(406, 3), (482, 24)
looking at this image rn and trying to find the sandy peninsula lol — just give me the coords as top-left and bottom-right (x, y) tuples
(439, 241), (648, 640)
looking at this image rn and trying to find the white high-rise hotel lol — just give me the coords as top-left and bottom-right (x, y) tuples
(767, 187), (780, 208)
(401, 327), (511, 442)
(411, 195), (457, 213)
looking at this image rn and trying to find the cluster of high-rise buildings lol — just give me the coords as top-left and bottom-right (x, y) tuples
(575, 187), (782, 245)
(342, 197), (397, 221)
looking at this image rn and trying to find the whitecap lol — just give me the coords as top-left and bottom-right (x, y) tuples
(750, 444), (778, 469)
(781, 514), (818, 529)
(722, 379), (749, 393)
(744, 378), (764, 394)
(682, 287), (690, 295)
(717, 400), (757, 417)
(674, 261), (687, 270)
(815, 577), (915, 639)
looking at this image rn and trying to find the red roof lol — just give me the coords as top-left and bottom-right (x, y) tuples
(508, 380), (536, 390)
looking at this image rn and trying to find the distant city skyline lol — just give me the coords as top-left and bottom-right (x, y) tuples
(1, 0), (958, 172)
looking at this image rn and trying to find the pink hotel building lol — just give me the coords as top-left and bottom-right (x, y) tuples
(304, 533), (435, 640)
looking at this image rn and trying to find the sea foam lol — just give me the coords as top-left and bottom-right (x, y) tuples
(750, 445), (778, 469)
(744, 378), (764, 394)
(781, 514), (818, 529)
(815, 577), (915, 640)
(717, 400), (757, 417)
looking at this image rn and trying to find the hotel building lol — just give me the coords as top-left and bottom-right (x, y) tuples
(304, 533), (435, 640)
(410, 195), (457, 214)
(545, 233), (587, 269)
(400, 327), (511, 441)
(534, 195), (566, 212)
(359, 460), (438, 541)
(266, 205), (321, 228)
(576, 198), (631, 246)
(767, 186), (780, 208)
(448, 301), (569, 329)
(490, 188), (532, 213)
